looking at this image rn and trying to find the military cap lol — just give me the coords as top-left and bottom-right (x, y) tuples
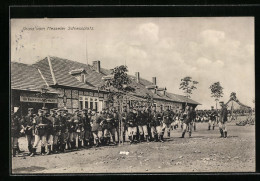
(211, 106), (214, 108)
(219, 101), (224, 104)
(28, 108), (34, 111)
(42, 107), (48, 110)
(92, 109), (97, 112)
(82, 108), (88, 111)
(38, 109), (43, 112)
(74, 109), (80, 113)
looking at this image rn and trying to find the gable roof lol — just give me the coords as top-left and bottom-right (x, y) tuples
(11, 62), (57, 93)
(12, 56), (200, 105)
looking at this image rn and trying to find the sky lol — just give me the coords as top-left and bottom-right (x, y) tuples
(11, 17), (255, 109)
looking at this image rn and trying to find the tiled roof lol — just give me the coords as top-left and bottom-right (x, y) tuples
(12, 56), (200, 105)
(11, 62), (57, 93)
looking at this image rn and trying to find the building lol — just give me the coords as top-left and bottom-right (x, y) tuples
(11, 56), (200, 115)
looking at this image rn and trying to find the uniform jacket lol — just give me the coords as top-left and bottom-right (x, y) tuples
(34, 115), (50, 136)
(70, 115), (83, 132)
(183, 110), (192, 124)
(23, 114), (34, 135)
(126, 112), (137, 127)
(220, 107), (228, 123)
(55, 115), (67, 132)
(210, 110), (217, 121)
(162, 110), (173, 124)
(82, 114), (91, 131)
(105, 112), (115, 129)
(154, 112), (163, 126)
(46, 115), (57, 135)
(137, 111), (148, 126)
(91, 114), (102, 132)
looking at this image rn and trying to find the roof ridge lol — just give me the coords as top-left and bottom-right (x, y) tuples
(47, 56), (57, 85)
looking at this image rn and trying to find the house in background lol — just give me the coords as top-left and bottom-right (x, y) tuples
(11, 56), (200, 115)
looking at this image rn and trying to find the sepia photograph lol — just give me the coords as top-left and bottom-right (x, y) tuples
(10, 17), (255, 174)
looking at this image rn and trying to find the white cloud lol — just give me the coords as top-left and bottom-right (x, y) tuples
(200, 29), (225, 46)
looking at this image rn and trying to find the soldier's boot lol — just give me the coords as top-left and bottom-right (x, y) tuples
(208, 125), (211, 130)
(224, 132), (227, 138)
(219, 129), (224, 138)
(12, 148), (17, 157)
(53, 145), (57, 154)
(95, 138), (99, 147)
(146, 135), (149, 142)
(181, 132), (185, 138)
(46, 145), (52, 155)
(112, 136), (116, 145)
(123, 135), (126, 143)
(61, 144), (66, 152)
(41, 146), (46, 156)
(213, 125), (215, 130)
(30, 148), (37, 157)
(194, 125), (196, 131)
(160, 135), (164, 143)
(189, 132), (192, 138)
(128, 136), (133, 144)
(28, 145), (32, 154)
(133, 135), (137, 143)
(154, 134), (158, 142)
(167, 131), (170, 138)
(139, 135), (143, 142)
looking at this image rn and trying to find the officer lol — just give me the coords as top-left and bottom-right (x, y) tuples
(181, 105), (192, 138)
(190, 107), (197, 131)
(219, 102), (228, 138)
(137, 106), (149, 142)
(162, 106), (173, 138)
(87, 109), (94, 146)
(11, 112), (21, 157)
(209, 106), (217, 130)
(126, 107), (137, 144)
(30, 109), (50, 157)
(121, 105), (128, 143)
(82, 108), (92, 147)
(99, 108), (108, 145)
(45, 109), (56, 155)
(91, 109), (103, 147)
(21, 108), (35, 155)
(149, 105), (158, 142)
(55, 109), (67, 152)
(112, 107), (119, 144)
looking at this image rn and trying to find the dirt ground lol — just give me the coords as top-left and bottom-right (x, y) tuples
(12, 117), (255, 174)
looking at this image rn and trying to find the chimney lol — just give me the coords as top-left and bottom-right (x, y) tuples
(154, 88), (157, 94)
(135, 72), (140, 83)
(152, 77), (157, 85)
(163, 87), (167, 96)
(92, 60), (101, 73)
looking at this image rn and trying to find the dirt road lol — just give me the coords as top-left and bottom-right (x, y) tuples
(12, 121), (255, 174)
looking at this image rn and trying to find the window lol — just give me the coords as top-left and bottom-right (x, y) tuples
(79, 96), (102, 112)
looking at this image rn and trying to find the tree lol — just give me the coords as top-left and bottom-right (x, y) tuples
(209, 82), (224, 110)
(229, 92), (237, 117)
(179, 76), (199, 105)
(101, 65), (135, 145)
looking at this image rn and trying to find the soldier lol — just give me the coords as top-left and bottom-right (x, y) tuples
(104, 108), (117, 145)
(181, 105), (192, 138)
(126, 107), (137, 144)
(21, 108), (35, 155)
(219, 102), (228, 138)
(155, 108), (164, 142)
(30, 109), (50, 157)
(121, 105), (128, 143)
(190, 107), (197, 131)
(82, 108), (92, 148)
(55, 109), (67, 152)
(91, 109), (103, 147)
(46, 108), (56, 155)
(70, 110), (83, 150)
(87, 109), (94, 146)
(209, 106), (217, 130)
(149, 105), (158, 142)
(162, 106), (173, 138)
(11, 112), (21, 157)
(137, 106), (149, 142)
(99, 109), (108, 145)
(112, 107), (120, 144)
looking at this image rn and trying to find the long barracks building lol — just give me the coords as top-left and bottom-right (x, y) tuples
(11, 56), (200, 115)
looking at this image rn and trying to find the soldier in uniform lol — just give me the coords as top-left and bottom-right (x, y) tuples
(45, 108), (56, 155)
(82, 108), (92, 148)
(21, 108), (35, 155)
(11, 112), (21, 157)
(190, 107), (197, 131)
(104, 108), (117, 145)
(162, 106), (173, 138)
(70, 110), (83, 150)
(155, 108), (164, 142)
(55, 109), (67, 152)
(121, 106), (128, 143)
(112, 107), (120, 144)
(91, 109), (103, 147)
(87, 109), (94, 146)
(137, 106), (149, 142)
(30, 109), (50, 156)
(149, 105), (158, 142)
(99, 109), (108, 145)
(219, 102), (228, 138)
(181, 105), (192, 138)
(209, 106), (217, 130)
(126, 107), (137, 144)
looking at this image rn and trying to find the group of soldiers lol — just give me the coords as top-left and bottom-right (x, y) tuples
(11, 102), (228, 157)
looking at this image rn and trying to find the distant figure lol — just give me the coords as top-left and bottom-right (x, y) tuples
(219, 102), (228, 138)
